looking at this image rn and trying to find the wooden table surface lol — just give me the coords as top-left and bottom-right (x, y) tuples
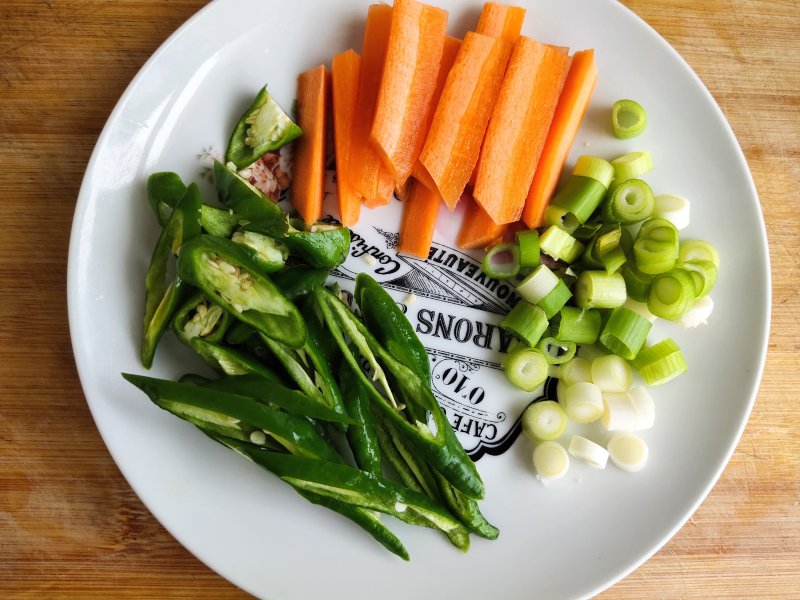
(1, 1), (798, 598)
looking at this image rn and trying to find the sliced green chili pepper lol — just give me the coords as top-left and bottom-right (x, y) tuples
(147, 171), (187, 227)
(315, 286), (484, 500)
(277, 219), (351, 269)
(200, 204), (239, 238)
(141, 183), (203, 368)
(272, 265), (330, 302)
(177, 234), (306, 348)
(201, 374), (354, 425)
(260, 333), (348, 423)
(339, 360), (382, 476)
(122, 374), (340, 462)
(231, 229), (288, 273)
(189, 337), (280, 380)
(354, 273), (430, 385)
(219, 444), (470, 546)
(172, 292), (233, 347)
(214, 160), (287, 237)
(225, 85), (302, 170)
(225, 320), (257, 345)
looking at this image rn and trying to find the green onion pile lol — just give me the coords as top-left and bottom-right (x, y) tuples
(483, 103), (719, 481)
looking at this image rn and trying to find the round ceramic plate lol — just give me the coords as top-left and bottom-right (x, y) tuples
(68, 0), (769, 598)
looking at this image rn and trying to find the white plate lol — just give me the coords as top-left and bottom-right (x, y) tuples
(68, 0), (769, 598)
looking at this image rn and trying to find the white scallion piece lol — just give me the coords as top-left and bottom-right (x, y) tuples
(629, 386), (655, 430)
(607, 432), (649, 472)
(591, 354), (633, 392)
(568, 435), (609, 469)
(679, 295), (714, 329)
(653, 194), (690, 230)
(564, 382), (604, 423)
(557, 356), (593, 385)
(533, 441), (570, 481)
(601, 391), (639, 431)
(517, 265), (559, 304)
(522, 401), (568, 441)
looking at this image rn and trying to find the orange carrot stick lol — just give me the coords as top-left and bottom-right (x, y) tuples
(372, 0), (448, 187)
(473, 37), (572, 225)
(351, 4), (395, 207)
(418, 32), (508, 210)
(456, 193), (507, 249)
(398, 179), (442, 258)
(331, 50), (362, 227)
(411, 35), (462, 192)
(523, 49), (598, 227)
(476, 2), (526, 43)
(292, 65), (329, 225)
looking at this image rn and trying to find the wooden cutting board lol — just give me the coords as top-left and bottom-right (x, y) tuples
(1, 1), (798, 598)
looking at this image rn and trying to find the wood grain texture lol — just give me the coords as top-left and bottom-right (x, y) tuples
(1, 1), (797, 598)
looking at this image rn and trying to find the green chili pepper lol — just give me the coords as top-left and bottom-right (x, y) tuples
(172, 292), (233, 347)
(147, 172), (187, 227)
(188, 337), (280, 380)
(315, 286), (485, 500)
(177, 234), (306, 348)
(339, 360), (381, 476)
(214, 160), (287, 237)
(271, 265), (330, 302)
(200, 374), (354, 426)
(200, 204), (239, 238)
(354, 273), (430, 385)
(259, 333), (348, 423)
(225, 320), (257, 345)
(277, 219), (351, 269)
(225, 85), (302, 170)
(122, 374), (340, 462)
(215, 442), (470, 547)
(141, 183), (202, 368)
(231, 229), (288, 273)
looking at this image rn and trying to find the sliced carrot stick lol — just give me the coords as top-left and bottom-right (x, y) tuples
(418, 32), (508, 210)
(476, 2), (526, 43)
(372, 0), (448, 187)
(398, 179), (442, 258)
(350, 4), (395, 206)
(473, 37), (572, 225)
(523, 49), (598, 227)
(411, 35), (462, 192)
(331, 50), (361, 227)
(292, 64), (329, 225)
(456, 192), (507, 250)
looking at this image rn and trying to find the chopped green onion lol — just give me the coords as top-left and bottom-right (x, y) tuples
(516, 229), (540, 268)
(633, 217), (679, 275)
(591, 354), (633, 392)
(680, 259), (718, 297)
(500, 301), (549, 346)
(502, 346), (550, 391)
(610, 151), (653, 181)
(575, 271), (627, 309)
(592, 226), (628, 274)
(679, 239), (720, 268)
(628, 386), (655, 430)
(523, 400), (568, 441)
(532, 441), (570, 480)
(537, 279), (572, 319)
(517, 264), (559, 304)
(621, 263), (654, 302)
(557, 356), (593, 385)
(545, 176), (607, 228)
(611, 99), (647, 139)
(607, 432), (649, 472)
(630, 338), (687, 385)
(572, 155), (616, 188)
(481, 242), (520, 280)
(600, 391), (639, 431)
(653, 194), (690, 230)
(679, 295), (714, 329)
(599, 307), (652, 360)
(551, 306), (602, 345)
(622, 297), (657, 323)
(568, 435), (609, 469)
(602, 179), (655, 224)
(539, 226), (585, 264)
(537, 337), (577, 365)
(572, 221), (604, 241)
(563, 382), (604, 423)
(647, 268), (696, 320)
